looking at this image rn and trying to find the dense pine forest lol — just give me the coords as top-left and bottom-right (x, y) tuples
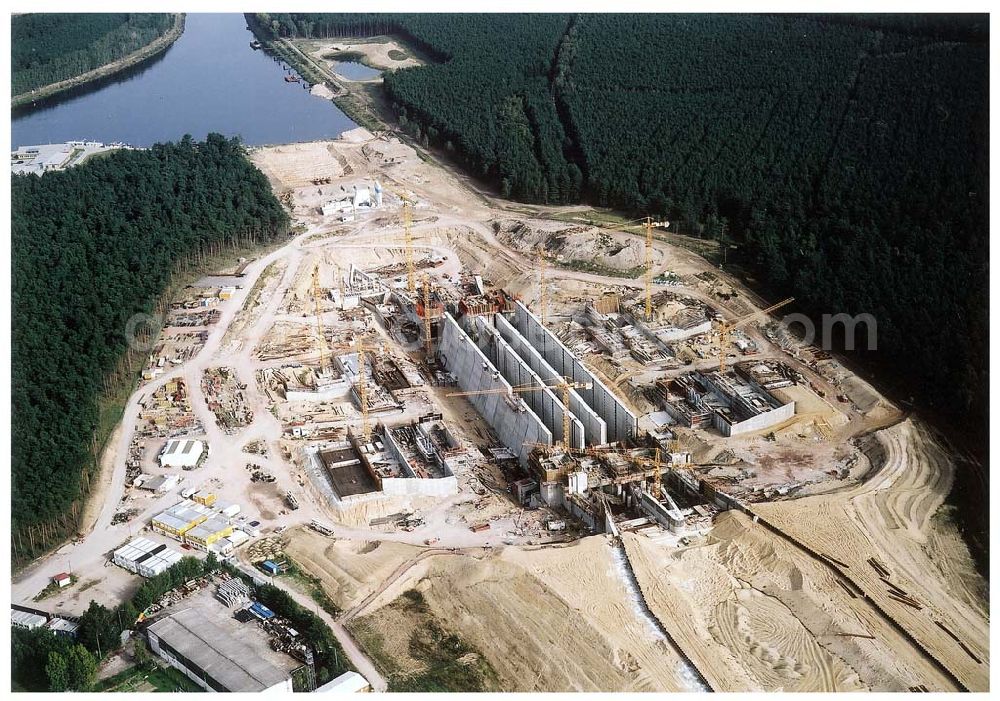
(12, 13), (176, 95)
(252, 12), (988, 428)
(12, 135), (289, 560)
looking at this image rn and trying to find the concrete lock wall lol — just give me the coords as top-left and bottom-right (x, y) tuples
(719, 401), (795, 437)
(473, 317), (585, 449)
(491, 315), (607, 445)
(511, 301), (638, 442)
(440, 313), (552, 464)
(379, 423), (459, 497)
(381, 476), (459, 497)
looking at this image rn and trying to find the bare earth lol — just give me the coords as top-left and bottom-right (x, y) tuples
(14, 123), (987, 693)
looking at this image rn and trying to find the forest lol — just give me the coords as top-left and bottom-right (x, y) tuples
(11, 13), (176, 95)
(252, 13), (988, 437)
(12, 135), (289, 560)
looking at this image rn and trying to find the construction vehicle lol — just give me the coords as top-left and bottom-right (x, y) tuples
(448, 377), (592, 449)
(716, 297), (794, 373)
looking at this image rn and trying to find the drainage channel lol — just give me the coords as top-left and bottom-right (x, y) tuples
(610, 541), (712, 692)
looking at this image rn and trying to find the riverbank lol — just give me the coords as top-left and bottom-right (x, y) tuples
(11, 13), (185, 110)
(244, 15), (384, 133)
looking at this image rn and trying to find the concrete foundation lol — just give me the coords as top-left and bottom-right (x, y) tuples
(490, 314), (606, 445)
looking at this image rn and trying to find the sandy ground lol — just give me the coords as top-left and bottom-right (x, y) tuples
(297, 533), (701, 692)
(302, 38), (423, 72)
(16, 121), (987, 694)
(753, 420), (989, 691)
(623, 510), (966, 691)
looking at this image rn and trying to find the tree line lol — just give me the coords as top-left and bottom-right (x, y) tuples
(251, 13), (988, 446)
(12, 13), (176, 95)
(12, 134), (289, 562)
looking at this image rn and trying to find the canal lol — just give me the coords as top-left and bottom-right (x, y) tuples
(12, 13), (356, 149)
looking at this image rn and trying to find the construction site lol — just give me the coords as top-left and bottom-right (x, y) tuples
(15, 125), (987, 694)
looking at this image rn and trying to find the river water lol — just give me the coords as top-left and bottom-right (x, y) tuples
(11, 13), (356, 149)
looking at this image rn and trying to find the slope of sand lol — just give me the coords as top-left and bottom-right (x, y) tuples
(290, 530), (695, 691)
(623, 510), (962, 692)
(502, 538), (697, 691)
(753, 419), (989, 690)
(284, 529), (422, 610)
(414, 545), (664, 691)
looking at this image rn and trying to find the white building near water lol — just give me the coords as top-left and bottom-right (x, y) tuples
(353, 186), (371, 209)
(158, 439), (206, 468)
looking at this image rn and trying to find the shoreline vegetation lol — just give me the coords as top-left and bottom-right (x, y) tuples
(11, 13), (186, 111)
(244, 13), (383, 132)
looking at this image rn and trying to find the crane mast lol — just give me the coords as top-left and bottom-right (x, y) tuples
(422, 274), (434, 357)
(403, 200), (416, 293)
(645, 216), (654, 321)
(538, 249), (547, 325)
(356, 340), (369, 441)
(311, 264), (328, 372)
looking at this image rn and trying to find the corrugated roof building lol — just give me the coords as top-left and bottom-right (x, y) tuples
(11, 610), (47, 630)
(183, 517), (233, 552)
(151, 500), (213, 539)
(146, 608), (292, 693)
(158, 439), (206, 468)
(113, 537), (184, 577)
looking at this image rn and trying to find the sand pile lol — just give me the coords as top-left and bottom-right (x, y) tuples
(493, 219), (645, 272)
(284, 527), (422, 610)
(623, 508), (962, 691)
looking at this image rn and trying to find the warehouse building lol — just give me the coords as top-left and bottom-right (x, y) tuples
(158, 439), (207, 468)
(112, 537), (183, 577)
(47, 617), (80, 639)
(146, 608), (293, 693)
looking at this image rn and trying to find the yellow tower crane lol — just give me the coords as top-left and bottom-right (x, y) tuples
(422, 273), (435, 357)
(448, 377), (591, 449)
(383, 185), (418, 294)
(311, 264), (329, 372)
(644, 216), (654, 321)
(402, 198), (416, 293)
(716, 297), (795, 373)
(327, 337), (378, 442)
(561, 215), (666, 320)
